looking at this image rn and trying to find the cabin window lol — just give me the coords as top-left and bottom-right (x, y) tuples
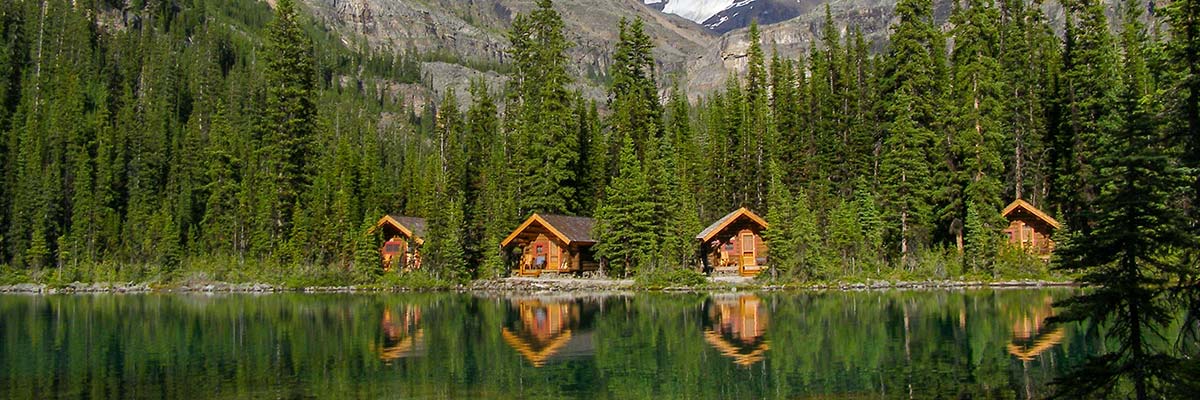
(536, 244), (545, 255)
(384, 244), (401, 253)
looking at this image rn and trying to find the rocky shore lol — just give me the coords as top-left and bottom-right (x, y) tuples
(0, 277), (1074, 294)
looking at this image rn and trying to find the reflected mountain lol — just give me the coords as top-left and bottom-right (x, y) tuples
(703, 294), (770, 367)
(1006, 295), (1065, 362)
(376, 305), (425, 363)
(501, 295), (600, 367)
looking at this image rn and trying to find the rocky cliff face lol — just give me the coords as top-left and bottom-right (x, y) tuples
(298, 0), (715, 107)
(295, 0), (1120, 106)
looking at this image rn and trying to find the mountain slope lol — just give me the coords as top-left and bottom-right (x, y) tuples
(300, 0), (716, 103)
(703, 0), (822, 33)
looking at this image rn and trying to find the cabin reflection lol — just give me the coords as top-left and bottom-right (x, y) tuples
(501, 296), (599, 367)
(1006, 295), (1065, 361)
(703, 294), (770, 367)
(375, 306), (425, 363)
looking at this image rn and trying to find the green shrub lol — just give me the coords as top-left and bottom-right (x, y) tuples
(0, 265), (28, 285)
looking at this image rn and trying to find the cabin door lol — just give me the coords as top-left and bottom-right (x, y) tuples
(741, 232), (756, 268)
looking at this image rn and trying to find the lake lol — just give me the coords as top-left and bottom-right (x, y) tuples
(0, 289), (1097, 399)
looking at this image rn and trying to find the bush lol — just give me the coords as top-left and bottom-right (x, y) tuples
(0, 265), (28, 285)
(634, 268), (708, 289)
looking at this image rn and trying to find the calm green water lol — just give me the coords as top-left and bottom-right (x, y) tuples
(0, 289), (1098, 399)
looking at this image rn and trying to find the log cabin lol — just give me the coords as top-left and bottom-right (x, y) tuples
(1001, 199), (1062, 259)
(500, 214), (600, 276)
(697, 208), (769, 276)
(371, 215), (427, 272)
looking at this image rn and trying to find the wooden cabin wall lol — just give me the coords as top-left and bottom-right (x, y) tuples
(715, 228), (768, 266)
(1004, 217), (1055, 254)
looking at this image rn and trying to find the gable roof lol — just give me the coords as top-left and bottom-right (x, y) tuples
(500, 214), (596, 248)
(372, 214), (428, 244)
(696, 208), (769, 242)
(1002, 199), (1062, 230)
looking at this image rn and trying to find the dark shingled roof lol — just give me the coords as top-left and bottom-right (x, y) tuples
(696, 208), (768, 241)
(389, 215), (428, 238)
(538, 214), (596, 244)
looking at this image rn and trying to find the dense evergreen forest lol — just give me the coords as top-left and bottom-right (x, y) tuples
(0, 0), (1198, 289)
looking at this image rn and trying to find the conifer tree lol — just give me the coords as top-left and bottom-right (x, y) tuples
(812, 6), (848, 187)
(744, 21), (770, 210)
(258, 0), (317, 249)
(951, 0), (1007, 271)
(880, 0), (941, 268)
(1050, 0), (1123, 232)
(1052, 2), (1197, 397)
(855, 178), (885, 273)
(508, 0), (578, 215)
(608, 17), (661, 161)
(425, 188), (468, 282)
(999, 0), (1057, 204)
(1167, 0), (1200, 176)
(594, 134), (655, 277)
(765, 162), (798, 279)
(465, 79), (501, 271)
(826, 197), (863, 276)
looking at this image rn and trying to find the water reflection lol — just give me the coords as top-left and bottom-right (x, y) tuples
(1006, 294), (1065, 361)
(376, 305), (425, 363)
(702, 294), (770, 367)
(0, 290), (1104, 399)
(501, 296), (599, 367)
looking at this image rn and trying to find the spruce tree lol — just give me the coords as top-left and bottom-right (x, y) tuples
(879, 0), (941, 268)
(1050, 0), (1123, 232)
(508, 0), (578, 215)
(951, 0), (1007, 271)
(259, 0), (317, 246)
(744, 21), (770, 210)
(594, 133), (655, 277)
(1052, 2), (1197, 397)
(465, 79), (500, 271)
(608, 17), (661, 161)
(765, 162), (798, 279)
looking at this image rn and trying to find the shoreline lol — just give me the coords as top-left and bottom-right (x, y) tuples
(0, 277), (1077, 294)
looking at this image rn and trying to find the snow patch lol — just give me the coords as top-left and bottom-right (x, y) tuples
(644, 0), (741, 24)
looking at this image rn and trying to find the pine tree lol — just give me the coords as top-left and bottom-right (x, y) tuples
(608, 17), (661, 161)
(744, 21), (770, 211)
(1050, 0), (1123, 232)
(999, 0), (1058, 204)
(826, 197), (863, 276)
(1167, 0), (1200, 179)
(811, 6), (848, 188)
(508, 0), (578, 215)
(1052, 2), (1197, 397)
(465, 79), (501, 272)
(765, 162), (797, 279)
(259, 0), (317, 247)
(425, 188), (468, 282)
(880, 0), (941, 268)
(594, 133), (655, 277)
(951, 0), (1007, 271)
